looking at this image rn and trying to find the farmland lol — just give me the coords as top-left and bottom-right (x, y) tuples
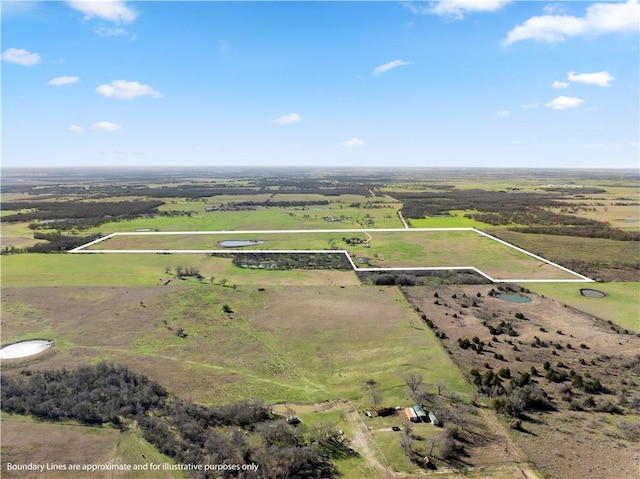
(1, 167), (638, 479)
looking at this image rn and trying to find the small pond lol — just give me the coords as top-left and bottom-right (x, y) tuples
(219, 240), (265, 248)
(0, 340), (54, 359)
(580, 288), (606, 298)
(496, 293), (532, 304)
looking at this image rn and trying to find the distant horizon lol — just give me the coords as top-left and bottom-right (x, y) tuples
(2, 1), (638, 168)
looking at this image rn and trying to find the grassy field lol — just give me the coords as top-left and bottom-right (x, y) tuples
(85, 230), (370, 251)
(1, 285), (471, 408)
(488, 229), (640, 278)
(408, 210), (494, 229)
(519, 282), (640, 333)
(0, 253), (360, 288)
(85, 229), (584, 281)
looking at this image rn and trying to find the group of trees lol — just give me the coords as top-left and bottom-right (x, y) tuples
(1, 232), (102, 254)
(2, 200), (164, 229)
(2, 363), (350, 478)
(232, 252), (352, 270)
(393, 189), (639, 241)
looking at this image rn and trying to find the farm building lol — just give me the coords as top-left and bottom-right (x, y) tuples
(404, 407), (419, 423)
(412, 404), (428, 422)
(429, 411), (441, 427)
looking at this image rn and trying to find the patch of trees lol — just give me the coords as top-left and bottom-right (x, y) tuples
(393, 189), (638, 241)
(393, 189), (570, 218)
(1, 363), (349, 479)
(1, 232), (103, 254)
(469, 368), (554, 418)
(509, 225), (640, 241)
(231, 252), (352, 270)
(360, 270), (491, 286)
(1, 200), (164, 226)
(225, 200), (330, 208)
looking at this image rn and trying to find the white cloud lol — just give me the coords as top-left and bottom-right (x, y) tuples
(1, 48), (40, 66)
(274, 113), (302, 125)
(543, 3), (568, 16)
(503, 0), (639, 45)
(496, 110), (510, 118)
(568, 71), (614, 87)
(545, 96), (585, 110)
(92, 121), (121, 131)
(94, 24), (135, 39)
(68, 125), (84, 133)
(96, 80), (161, 99)
(48, 76), (79, 86)
(404, 1), (512, 19)
(343, 137), (364, 147)
(553, 80), (569, 89)
(373, 60), (410, 76)
(67, 0), (138, 24)
(521, 103), (539, 109)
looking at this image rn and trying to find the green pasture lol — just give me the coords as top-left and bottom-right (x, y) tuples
(128, 285), (471, 405)
(489, 230), (640, 266)
(86, 231), (369, 251)
(0, 253), (362, 288)
(81, 204), (401, 234)
(519, 282), (640, 333)
(408, 210), (494, 228)
(83, 229), (581, 280)
(1, 283), (471, 407)
(355, 230), (578, 280)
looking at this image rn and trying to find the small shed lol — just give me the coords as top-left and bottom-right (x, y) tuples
(412, 405), (428, 422)
(429, 411), (441, 427)
(404, 407), (419, 423)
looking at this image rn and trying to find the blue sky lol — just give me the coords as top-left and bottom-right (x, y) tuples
(2, 0), (638, 168)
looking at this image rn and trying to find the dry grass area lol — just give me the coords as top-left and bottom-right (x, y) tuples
(402, 285), (640, 479)
(1, 419), (118, 479)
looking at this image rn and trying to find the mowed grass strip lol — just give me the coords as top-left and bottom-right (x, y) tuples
(519, 282), (640, 333)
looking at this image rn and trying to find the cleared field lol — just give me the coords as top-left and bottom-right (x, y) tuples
(1, 285), (471, 407)
(408, 210), (494, 228)
(79, 228), (586, 281)
(519, 282), (640, 333)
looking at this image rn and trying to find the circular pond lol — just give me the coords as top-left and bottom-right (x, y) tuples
(0, 340), (54, 359)
(219, 240), (265, 248)
(496, 293), (532, 304)
(580, 288), (606, 298)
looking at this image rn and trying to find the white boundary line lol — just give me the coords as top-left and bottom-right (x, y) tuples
(69, 228), (594, 283)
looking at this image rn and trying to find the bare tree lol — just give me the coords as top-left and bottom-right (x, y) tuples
(435, 381), (445, 396)
(404, 372), (428, 404)
(401, 423), (414, 456)
(438, 427), (455, 460)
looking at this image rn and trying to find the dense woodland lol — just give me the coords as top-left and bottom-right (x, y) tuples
(1, 200), (164, 232)
(394, 189), (640, 241)
(1, 363), (353, 478)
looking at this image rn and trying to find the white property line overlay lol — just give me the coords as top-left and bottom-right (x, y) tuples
(69, 228), (594, 283)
